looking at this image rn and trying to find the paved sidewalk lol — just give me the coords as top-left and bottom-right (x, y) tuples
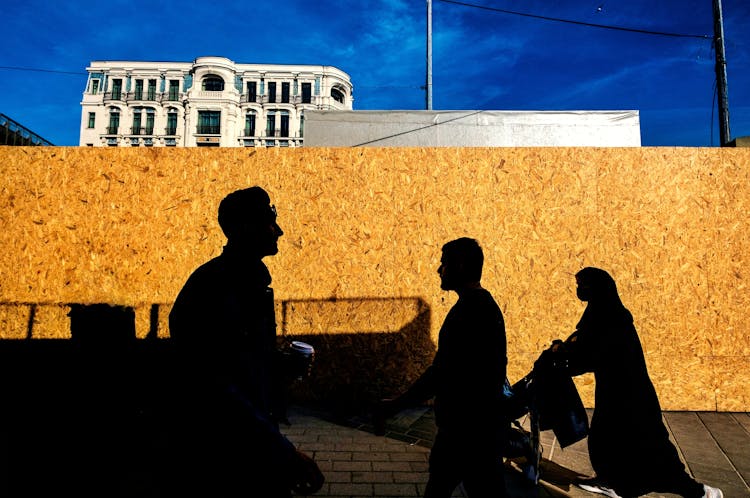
(282, 409), (555, 498)
(283, 406), (750, 498)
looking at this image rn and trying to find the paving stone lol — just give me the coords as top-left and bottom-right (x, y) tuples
(328, 482), (374, 496)
(352, 471), (395, 483)
(333, 461), (373, 472)
(353, 451), (391, 461)
(372, 461), (414, 472)
(316, 451), (353, 461)
(392, 471), (429, 484)
(373, 483), (420, 496)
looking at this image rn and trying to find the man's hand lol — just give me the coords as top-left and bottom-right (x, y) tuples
(290, 449), (324, 495)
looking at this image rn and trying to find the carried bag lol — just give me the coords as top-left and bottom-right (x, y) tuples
(532, 346), (589, 448)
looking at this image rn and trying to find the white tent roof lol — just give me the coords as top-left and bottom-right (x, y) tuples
(304, 110), (641, 147)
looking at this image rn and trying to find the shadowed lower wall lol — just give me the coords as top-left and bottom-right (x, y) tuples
(0, 146), (747, 411)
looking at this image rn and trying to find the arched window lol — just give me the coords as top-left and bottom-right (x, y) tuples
(202, 76), (225, 91)
(331, 86), (345, 104)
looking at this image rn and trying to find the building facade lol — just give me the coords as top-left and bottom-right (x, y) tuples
(1, 113), (53, 146)
(79, 56), (353, 147)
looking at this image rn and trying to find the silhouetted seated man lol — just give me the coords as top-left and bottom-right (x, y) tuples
(168, 187), (323, 497)
(376, 238), (508, 498)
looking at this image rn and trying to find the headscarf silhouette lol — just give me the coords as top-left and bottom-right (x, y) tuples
(575, 267), (633, 331)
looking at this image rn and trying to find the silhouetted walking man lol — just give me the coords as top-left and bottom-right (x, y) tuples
(168, 187), (323, 497)
(378, 237), (508, 497)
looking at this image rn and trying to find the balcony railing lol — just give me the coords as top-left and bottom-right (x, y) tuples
(105, 126), (119, 135)
(165, 127), (178, 136)
(265, 129), (290, 138)
(241, 94), (260, 104)
(196, 125), (221, 134)
(271, 96), (293, 104)
(196, 91), (223, 99)
(257, 95), (303, 105)
(130, 127), (154, 136)
(125, 92), (158, 102)
(103, 92), (124, 101)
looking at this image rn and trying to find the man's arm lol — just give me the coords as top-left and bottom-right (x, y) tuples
(374, 360), (438, 435)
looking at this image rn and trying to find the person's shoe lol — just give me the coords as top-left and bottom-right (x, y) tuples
(576, 479), (622, 498)
(703, 484), (724, 498)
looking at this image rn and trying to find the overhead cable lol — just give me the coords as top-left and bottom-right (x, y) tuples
(0, 66), (86, 75)
(439, 0), (711, 39)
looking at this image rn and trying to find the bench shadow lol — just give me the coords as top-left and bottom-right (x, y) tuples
(280, 296), (435, 417)
(0, 298), (435, 496)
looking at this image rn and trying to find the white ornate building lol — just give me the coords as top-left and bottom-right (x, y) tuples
(79, 56), (353, 147)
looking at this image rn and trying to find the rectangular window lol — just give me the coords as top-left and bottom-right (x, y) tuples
(166, 113), (177, 135)
(281, 82), (290, 103)
(108, 113), (120, 134)
(132, 110), (142, 135)
(135, 80), (144, 100)
(245, 114), (256, 136)
(266, 114), (275, 136)
(301, 83), (312, 104)
(145, 111), (154, 134)
(247, 82), (257, 102)
(147, 80), (156, 100)
(197, 111), (221, 134)
(280, 114), (289, 137)
(268, 82), (276, 103)
(112, 79), (122, 100)
(168, 80), (179, 101)
(91, 80), (99, 95)
(87, 112), (96, 128)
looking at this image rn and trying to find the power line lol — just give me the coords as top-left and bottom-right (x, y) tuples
(439, 0), (711, 39)
(0, 66), (86, 76)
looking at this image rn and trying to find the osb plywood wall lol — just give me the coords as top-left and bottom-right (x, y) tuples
(0, 146), (747, 411)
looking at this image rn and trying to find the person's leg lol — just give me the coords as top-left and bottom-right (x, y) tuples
(461, 451), (507, 497)
(663, 472), (708, 498)
(424, 473), (464, 498)
(424, 432), (463, 498)
(640, 436), (707, 498)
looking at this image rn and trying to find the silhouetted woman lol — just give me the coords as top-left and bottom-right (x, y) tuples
(559, 267), (722, 498)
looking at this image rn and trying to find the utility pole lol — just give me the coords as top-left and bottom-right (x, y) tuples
(713, 0), (731, 146)
(426, 0), (433, 110)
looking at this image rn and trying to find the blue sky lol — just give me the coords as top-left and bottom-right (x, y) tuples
(1, 0), (748, 146)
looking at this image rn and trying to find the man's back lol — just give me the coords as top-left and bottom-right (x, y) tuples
(169, 250), (278, 412)
(432, 287), (507, 431)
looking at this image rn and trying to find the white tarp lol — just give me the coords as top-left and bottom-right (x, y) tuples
(303, 110), (641, 147)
